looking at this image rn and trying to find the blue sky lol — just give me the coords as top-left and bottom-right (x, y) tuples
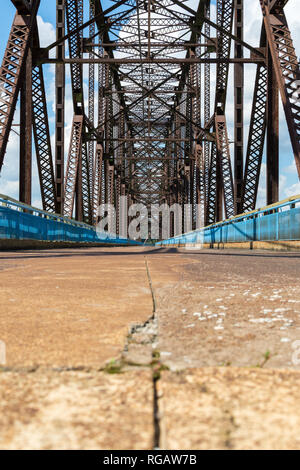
(0, 0), (299, 209)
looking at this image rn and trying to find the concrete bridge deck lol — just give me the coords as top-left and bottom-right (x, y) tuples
(1, 247), (300, 449)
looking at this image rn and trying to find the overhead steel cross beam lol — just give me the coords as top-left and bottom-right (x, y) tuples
(169, 0), (264, 58)
(98, 64), (214, 143)
(95, 0), (216, 211)
(41, 58), (264, 64)
(109, 65), (211, 139)
(106, 0), (210, 212)
(45, 0), (133, 53)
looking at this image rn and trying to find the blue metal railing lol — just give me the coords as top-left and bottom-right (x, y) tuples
(0, 194), (140, 246)
(157, 195), (300, 246)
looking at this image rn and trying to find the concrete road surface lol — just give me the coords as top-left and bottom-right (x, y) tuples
(0, 246), (300, 449)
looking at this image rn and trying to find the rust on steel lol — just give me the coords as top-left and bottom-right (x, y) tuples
(0, 0), (298, 225)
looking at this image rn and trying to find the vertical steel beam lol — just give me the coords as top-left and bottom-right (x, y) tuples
(195, 144), (205, 229)
(93, 143), (103, 223)
(63, 115), (83, 218)
(107, 164), (115, 207)
(65, 0), (92, 222)
(215, 143), (223, 222)
(206, 0), (234, 224)
(75, 149), (83, 222)
(267, 46), (279, 205)
(242, 64), (267, 212)
(32, 62), (57, 213)
(115, 171), (121, 236)
(206, 144), (217, 225)
(204, 3), (211, 205)
(234, 0), (244, 215)
(0, 2), (40, 170)
(242, 27), (267, 213)
(215, 115), (235, 219)
(214, 0), (234, 114)
(215, 0), (234, 221)
(260, 0), (300, 178)
(19, 42), (32, 205)
(65, 0), (84, 114)
(55, 0), (65, 214)
(88, 0), (95, 193)
(81, 140), (92, 224)
(97, 41), (105, 215)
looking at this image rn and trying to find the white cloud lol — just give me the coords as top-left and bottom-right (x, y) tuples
(0, 180), (18, 198)
(37, 16), (55, 48)
(283, 160), (298, 174)
(284, 182), (300, 198)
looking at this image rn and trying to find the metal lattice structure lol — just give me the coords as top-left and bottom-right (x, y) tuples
(0, 0), (299, 233)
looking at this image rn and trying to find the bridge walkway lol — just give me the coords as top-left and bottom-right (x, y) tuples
(0, 247), (300, 449)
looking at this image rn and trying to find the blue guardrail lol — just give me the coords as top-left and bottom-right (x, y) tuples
(0, 195), (141, 246)
(157, 195), (300, 246)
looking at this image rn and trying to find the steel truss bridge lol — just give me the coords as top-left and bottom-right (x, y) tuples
(0, 0), (300, 236)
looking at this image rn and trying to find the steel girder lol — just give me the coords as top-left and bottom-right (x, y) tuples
(11, 0), (32, 14)
(195, 144), (205, 228)
(234, 0), (244, 215)
(203, 3), (211, 206)
(93, 143), (103, 221)
(214, 0), (235, 113)
(65, 0), (84, 113)
(55, 0), (66, 214)
(206, 0), (235, 224)
(260, 0), (300, 178)
(32, 63), (57, 213)
(63, 115), (84, 218)
(0, 0), (40, 170)
(30, 16), (57, 213)
(242, 27), (267, 213)
(215, 115), (235, 219)
(65, 0), (92, 223)
(206, 143), (218, 225)
(0, 0), (299, 235)
(88, 0), (95, 199)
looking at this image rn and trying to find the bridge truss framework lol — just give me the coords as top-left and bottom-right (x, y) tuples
(0, 0), (299, 234)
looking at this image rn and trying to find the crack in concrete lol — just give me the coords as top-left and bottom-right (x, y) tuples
(116, 256), (164, 449)
(0, 366), (95, 374)
(222, 406), (239, 450)
(144, 256), (157, 314)
(0, 255), (199, 450)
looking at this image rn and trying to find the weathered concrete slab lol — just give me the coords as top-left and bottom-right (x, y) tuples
(159, 368), (300, 450)
(147, 249), (300, 370)
(0, 248), (153, 368)
(1, 246), (300, 450)
(167, 241), (300, 252)
(0, 369), (153, 450)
